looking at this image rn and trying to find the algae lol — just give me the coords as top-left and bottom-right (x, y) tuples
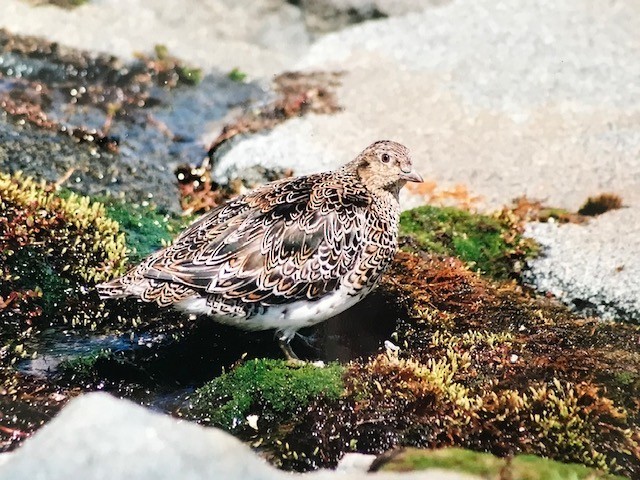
(57, 349), (115, 383)
(103, 199), (190, 263)
(228, 67), (248, 83)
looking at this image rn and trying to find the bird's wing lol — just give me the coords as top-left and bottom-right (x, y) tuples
(144, 173), (372, 304)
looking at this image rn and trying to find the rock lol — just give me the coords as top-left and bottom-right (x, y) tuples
(524, 208), (640, 323)
(293, 0), (433, 35)
(217, 0), (640, 212)
(336, 453), (377, 473)
(0, 46), (266, 211)
(0, 393), (281, 480)
(0, 0), (310, 77)
(0, 393), (480, 480)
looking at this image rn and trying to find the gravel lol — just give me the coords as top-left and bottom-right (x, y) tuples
(524, 209), (640, 323)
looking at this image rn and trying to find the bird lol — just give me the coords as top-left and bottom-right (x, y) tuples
(97, 140), (423, 362)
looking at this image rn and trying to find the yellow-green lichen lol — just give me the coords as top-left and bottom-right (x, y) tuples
(1, 172), (128, 284)
(0, 171), (129, 366)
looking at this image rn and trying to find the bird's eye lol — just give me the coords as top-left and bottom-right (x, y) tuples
(381, 153), (390, 163)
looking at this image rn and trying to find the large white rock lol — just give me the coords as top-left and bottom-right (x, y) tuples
(217, 0), (640, 212)
(0, 0), (310, 77)
(525, 208), (640, 322)
(0, 393), (279, 480)
(0, 393), (478, 480)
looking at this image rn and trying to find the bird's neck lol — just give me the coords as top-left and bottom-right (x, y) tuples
(340, 160), (403, 201)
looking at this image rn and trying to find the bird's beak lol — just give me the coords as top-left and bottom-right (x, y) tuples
(400, 170), (424, 183)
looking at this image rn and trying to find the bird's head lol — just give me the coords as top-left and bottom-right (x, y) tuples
(351, 140), (423, 195)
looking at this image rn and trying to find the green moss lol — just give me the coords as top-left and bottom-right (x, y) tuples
(44, 0), (89, 8)
(150, 44), (202, 86)
(378, 447), (503, 476)
(612, 371), (639, 388)
(0, 172), (130, 366)
(57, 350), (114, 382)
(177, 66), (202, 85)
(8, 248), (71, 314)
(228, 67), (248, 82)
(189, 359), (345, 430)
(399, 205), (533, 279)
(103, 200), (189, 263)
(510, 455), (626, 480)
(377, 448), (625, 479)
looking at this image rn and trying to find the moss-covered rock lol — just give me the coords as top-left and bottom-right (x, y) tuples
(188, 359), (345, 431)
(267, 252), (640, 476)
(57, 350), (119, 384)
(0, 171), (130, 365)
(399, 205), (536, 279)
(374, 447), (625, 479)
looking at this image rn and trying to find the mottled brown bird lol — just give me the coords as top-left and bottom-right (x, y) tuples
(98, 141), (422, 361)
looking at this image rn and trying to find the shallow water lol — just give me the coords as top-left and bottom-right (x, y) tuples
(14, 291), (399, 416)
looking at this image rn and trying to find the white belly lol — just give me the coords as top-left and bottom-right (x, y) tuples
(176, 285), (373, 340)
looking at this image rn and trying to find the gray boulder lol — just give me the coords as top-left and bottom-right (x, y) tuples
(0, 393), (478, 480)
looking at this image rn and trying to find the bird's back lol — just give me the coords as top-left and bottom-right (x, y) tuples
(97, 169), (399, 317)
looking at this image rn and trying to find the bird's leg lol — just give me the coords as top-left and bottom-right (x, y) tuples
(278, 336), (305, 366)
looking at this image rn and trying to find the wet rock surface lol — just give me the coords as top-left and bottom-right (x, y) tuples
(0, 30), (267, 211)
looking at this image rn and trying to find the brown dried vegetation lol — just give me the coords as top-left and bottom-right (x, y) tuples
(176, 164), (294, 216)
(507, 196), (586, 224)
(273, 252), (640, 477)
(207, 71), (343, 156)
(406, 181), (483, 211)
(578, 193), (624, 217)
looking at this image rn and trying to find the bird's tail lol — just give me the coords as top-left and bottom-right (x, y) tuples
(96, 276), (133, 300)
(97, 269), (197, 308)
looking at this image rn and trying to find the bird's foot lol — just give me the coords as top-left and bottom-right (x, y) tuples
(278, 337), (325, 367)
(285, 357), (307, 367)
(285, 358), (326, 368)
(279, 336), (301, 362)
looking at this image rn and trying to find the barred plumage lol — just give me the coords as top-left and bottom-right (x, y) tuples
(98, 140), (422, 361)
